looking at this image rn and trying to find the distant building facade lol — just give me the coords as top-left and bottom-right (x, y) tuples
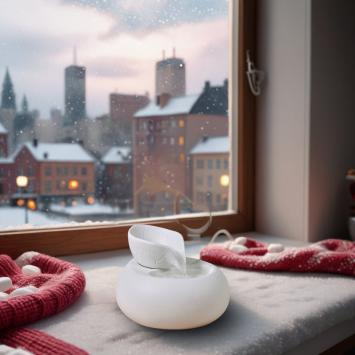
(0, 123), (8, 157)
(133, 80), (228, 217)
(190, 136), (229, 212)
(110, 93), (149, 146)
(0, 140), (96, 207)
(64, 63), (86, 126)
(156, 51), (186, 97)
(101, 147), (132, 209)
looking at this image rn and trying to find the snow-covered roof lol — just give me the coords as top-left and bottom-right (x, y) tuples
(19, 142), (95, 163)
(102, 147), (131, 164)
(134, 94), (199, 118)
(0, 156), (13, 164)
(0, 123), (7, 134)
(190, 136), (229, 155)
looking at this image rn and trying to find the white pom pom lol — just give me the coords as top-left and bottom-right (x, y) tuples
(9, 286), (38, 298)
(268, 243), (284, 253)
(22, 265), (41, 276)
(0, 277), (12, 292)
(0, 292), (9, 301)
(233, 236), (247, 245)
(229, 244), (248, 253)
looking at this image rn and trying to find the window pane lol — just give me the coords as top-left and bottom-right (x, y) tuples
(0, 0), (231, 229)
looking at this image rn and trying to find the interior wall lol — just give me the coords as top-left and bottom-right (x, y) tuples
(255, 0), (311, 241)
(308, 0), (355, 241)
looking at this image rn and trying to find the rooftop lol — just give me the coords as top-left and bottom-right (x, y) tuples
(134, 94), (199, 118)
(190, 136), (229, 155)
(18, 142), (95, 163)
(102, 147), (131, 164)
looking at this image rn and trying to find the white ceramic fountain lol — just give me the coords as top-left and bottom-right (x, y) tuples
(116, 224), (230, 330)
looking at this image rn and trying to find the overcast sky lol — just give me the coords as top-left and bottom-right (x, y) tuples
(0, 0), (228, 118)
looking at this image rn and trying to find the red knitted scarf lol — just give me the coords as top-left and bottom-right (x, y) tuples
(0, 252), (87, 354)
(200, 238), (355, 276)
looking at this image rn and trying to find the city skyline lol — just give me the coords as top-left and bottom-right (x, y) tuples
(0, 0), (229, 118)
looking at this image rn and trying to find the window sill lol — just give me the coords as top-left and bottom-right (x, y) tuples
(31, 233), (355, 355)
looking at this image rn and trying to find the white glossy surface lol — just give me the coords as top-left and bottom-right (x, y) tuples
(128, 224), (186, 273)
(121, 225), (230, 329)
(0, 277), (12, 292)
(116, 258), (230, 330)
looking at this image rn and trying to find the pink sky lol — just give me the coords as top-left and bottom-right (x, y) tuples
(0, 0), (228, 118)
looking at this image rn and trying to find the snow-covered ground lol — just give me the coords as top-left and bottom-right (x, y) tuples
(50, 203), (132, 216)
(0, 207), (68, 230)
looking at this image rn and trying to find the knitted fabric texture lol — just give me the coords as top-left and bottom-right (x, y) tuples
(0, 252), (87, 354)
(200, 238), (355, 276)
(0, 328), (86, 355)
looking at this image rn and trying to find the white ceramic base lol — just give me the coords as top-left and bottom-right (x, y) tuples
(116, 257), (230, 330)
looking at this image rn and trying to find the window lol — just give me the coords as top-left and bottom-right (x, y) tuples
(208, 159), (213, 170)
(207, 175), (213, 188)
(44, 181), (52, 193)
(0, 0), (256, 257)
(224, 159), (229, 170)
(179, 120), (185, 128)
(45, 166), (52, 176)
(178, 136), (184, 146)
(196, 160), (204, 169)
(216, 159), (221, 169)
(196, 177), (203, 186)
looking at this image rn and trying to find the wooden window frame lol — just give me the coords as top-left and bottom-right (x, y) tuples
(0, 0), (257, 258)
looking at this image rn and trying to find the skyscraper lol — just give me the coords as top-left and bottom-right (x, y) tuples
(64, 48), (86, 126)
(1, 68), (16, 110)
(155, 49), (186, 98)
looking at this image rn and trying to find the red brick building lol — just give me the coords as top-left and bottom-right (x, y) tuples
(101, 147), (132, 209)
(0, 140), (96, 207)
(133, 80), (228, 217)
(110, 93), (149, 145)
(0, 123), (8, 157)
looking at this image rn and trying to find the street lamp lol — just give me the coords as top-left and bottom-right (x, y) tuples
(16, 175), (29, 224)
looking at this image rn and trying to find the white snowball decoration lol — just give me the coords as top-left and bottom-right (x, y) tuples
(268, 243), (285, 253)
(0, 277), (12, 292)
(9, 286), (38, 298)
(22, 265), (41, 276)
(0, 292), (9, 301)
(229, 244), (248, 253)
(117, 224), (230, 330)
(233, 236), (247, 245)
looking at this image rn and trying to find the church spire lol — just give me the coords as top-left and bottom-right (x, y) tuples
(1, 67), (16, 110)
(21, 94), (28, 113)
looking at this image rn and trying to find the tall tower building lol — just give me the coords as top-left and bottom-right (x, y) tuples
(64, 48), (86, 126)
(155, 49), (186, 98)
(1, 68), (16, 110)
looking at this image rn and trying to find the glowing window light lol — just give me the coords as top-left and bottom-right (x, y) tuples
(220, 174), (230, 187)
(68, 179), (79, 190)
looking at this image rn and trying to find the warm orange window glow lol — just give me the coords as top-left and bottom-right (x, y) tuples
(68, 179), (79, 190)
(179, 136), (184, 145)
(179, 119), (185, 128)
(87, 196), (95, 205)
(17, 199), (25, 207)
(27, 199), (36, 210)
(179, 153), (185, 162)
